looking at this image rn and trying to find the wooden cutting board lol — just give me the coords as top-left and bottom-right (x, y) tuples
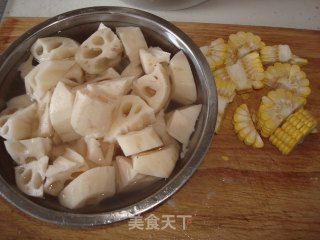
(0, 17), (320, 240)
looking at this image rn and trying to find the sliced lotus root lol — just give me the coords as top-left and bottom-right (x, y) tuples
(75, 24), (124, 74)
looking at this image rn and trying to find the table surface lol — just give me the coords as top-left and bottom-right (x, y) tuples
(0, 17), (320, 240)
(3, 0), (320, 30)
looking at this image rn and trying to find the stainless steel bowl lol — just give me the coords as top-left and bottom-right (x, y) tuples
(0, 7), (217, 226)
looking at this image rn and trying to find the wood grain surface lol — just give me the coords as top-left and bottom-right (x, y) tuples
(0, 17), (320, 240)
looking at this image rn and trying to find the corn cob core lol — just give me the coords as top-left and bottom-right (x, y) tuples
(200, 38), (228, 71)
(257, 89), (306, 137)
(214, 77), (236, 133)
(269, 108), (317, 154)
(264, 63), (311, 98)
(233, 104), (264, 148)
(214, 52), (264, 92)
(260, 44), (308, 66)
(261, 45), (292, 64)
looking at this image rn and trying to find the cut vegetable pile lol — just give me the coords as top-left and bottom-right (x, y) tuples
(200, 31), (317, 154)
(0, 24), (202, 209)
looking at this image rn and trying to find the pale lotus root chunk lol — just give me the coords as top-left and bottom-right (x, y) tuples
(75, 25), (123, 74)
(85, 68), (120, 83)
(0, 103), (37, 140)
(116, 27), (148, 65)
(121, 63), (144, 80)
(4, 137), (52, 165)
(44, 148), (88, 196)
(58, 166), (116, 209)
(35, 92), (54, 138)
(24, 59), (76, 101)
(6, 94), (32, 110)
(84, 137), (114, 166)
(18, 55), (35, 79)
(105, 95), (156, 142)
(71, 91), (117, 138)
(62, 63), (84, 87)
(115, 156), (158, 192)
(31, 37), (79, 62)
(15, 156), (49, 197)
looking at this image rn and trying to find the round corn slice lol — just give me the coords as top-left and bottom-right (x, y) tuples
(269, 108), (317, 154)
(200, 38), (228, 71)
(233, 104), (264, 148)
(215, 77), (236, 101)
(257, 89), (306, 137)
(225, 31), (265, 66)
(264, 63), (311, 98)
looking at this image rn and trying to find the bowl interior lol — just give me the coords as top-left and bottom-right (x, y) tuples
(0, 7), (216, 225)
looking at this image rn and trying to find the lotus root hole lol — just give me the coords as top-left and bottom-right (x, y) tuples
(105, 31), (115, 42)
(121, 103), (132, 117)
(133, 105), (142, 114)
(143, 86), (157, 98)
(21, 169), (32, 184)
(25, 157), (37, 163)
(47, 41), (63, 51)
(95, 57), (110, 71)
(82, 48), (103, 59)
(32, 173), (43, 189)
(92, 36), (104, 46)
(35, 46), (44, 56)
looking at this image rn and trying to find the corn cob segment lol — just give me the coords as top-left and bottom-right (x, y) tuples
(200, 38), (228, 71)
(214, 52), (264, 92)
(264, 63), (311, 98)
(260, 45), (308, 66)
(257, 89), (306, 137)
(233, 104), (264, 148)
(240, 52), (265, 89)
(215, 77), (236, 132)
(216, 77), (236, 101)
(225, 31), (265, 66)
(269, 108), (317, 154)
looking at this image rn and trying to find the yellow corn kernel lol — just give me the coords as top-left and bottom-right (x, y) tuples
(241, 52), (265, 89)
(215, 77), (236, 102)
(243, 130), (256, 145)
(216, 51), (265, 92)
(269, 108), (317, 154)
(257, 89), (306, 137)
(214, 77), (236, 133)
(200, 38), (228, 71)
(264, 63), (311, 98)
(254, 135), (264, 148)
(213, 68), (230, 81)
(225, 31), (265, 66)
(233, 104), (264, 148)
(234, 121), (249, 133)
